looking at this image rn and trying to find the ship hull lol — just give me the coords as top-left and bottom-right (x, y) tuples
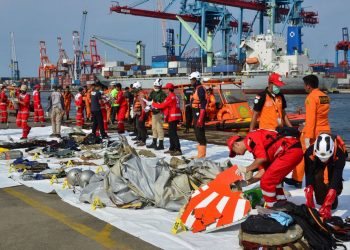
(103, 73), (337, 94)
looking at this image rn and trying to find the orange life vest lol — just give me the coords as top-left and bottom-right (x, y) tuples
(191, 85), (207, 109)
(259, 94), (283, 130)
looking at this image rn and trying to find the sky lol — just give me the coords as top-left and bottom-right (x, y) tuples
(0, 0), (349, 77)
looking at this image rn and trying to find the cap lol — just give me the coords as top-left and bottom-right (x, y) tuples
(268, 72), (284, 87)
(164, 83), (175, 89)
(110, 81), (117, 86)
(227, 135), (241, 158)
(34, 84), (41, 90)
(20, 85), (27, 91)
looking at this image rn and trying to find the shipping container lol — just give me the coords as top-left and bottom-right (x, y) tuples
(152, 68), (168, 75)
(146, 69), (153, 75)
(152, 55), (181, 62)
(112, 66), (125, 72)
(113, 71), (126, 77)
(168, 61), (188, 68)
(168, 68), (178, 75)
(152, 61), (168, 68)
(178, 68), (191, 74)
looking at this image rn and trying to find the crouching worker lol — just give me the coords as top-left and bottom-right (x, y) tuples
(304, 133), (347, 220)
(151, 83), (182, 156)
(227, 129), (303, 208)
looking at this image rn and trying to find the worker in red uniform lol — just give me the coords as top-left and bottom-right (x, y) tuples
(115, 83), (127, 134)
(151, 83), (182, 156)
(227, 129), (303, 208)
(75, 87), (85, 128)
(62, 86), (74, 120)
(33, 84), (45, 126)
(285, 75), (331, 188)
(16, 85), (31, 140)
(304, 133), (347, 220)
(0, 84), (9, 127)
(189, 71), (207, 158)
(249, 72), (292, 131)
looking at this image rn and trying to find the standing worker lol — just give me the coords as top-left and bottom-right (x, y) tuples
(16, 85), (31, 140)
(33, 84), (45, 126)
(100, 85), (110, 133)
(48, 86), (64, 138)
(62, 86), (74, 120)
(249, 72), (292, 131)
(74, 87), (85, 128)
(146, 79), (167, 150)
(0, 84), (9, 127)
(109, 81), (119, 124)
(132, 81), (148, 146)
(115, 83), (127, 134)
(285, 75), (331, 188)
(304, 133), (347, 219)
(152, 83), (182, 156)
(84, 81), (93, 121)
(91, 83), (108, 139)
(227, 128), (303, 208)
(104, 84), (113, 123)
(183, 86), (194, 133)
(190, 71), (207, 158)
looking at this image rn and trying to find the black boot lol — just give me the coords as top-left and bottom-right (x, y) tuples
(283, 178), (302, 188)
(146, 138), (157, 149)
(156, 140), (164, 150)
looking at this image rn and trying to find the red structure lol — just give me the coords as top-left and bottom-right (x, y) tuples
(336, 27), (350, 67)
(82, 39), (104, 74)
(38, 41), (57, 79)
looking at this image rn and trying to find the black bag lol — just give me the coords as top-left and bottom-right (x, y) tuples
(276, 126), (301, 138)
(241, 214), (288, 234)
(81, 134), (102, 145)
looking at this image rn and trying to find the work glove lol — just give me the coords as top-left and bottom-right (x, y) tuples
(142, 98), (153, 106)
(304, 138), (311, 149)
(235, 166), (253, 180)
(304, 185), (315, 208)
(196, 109), (205, 128)
(144, 106), (151, 113)
(319, 189), (337, 220)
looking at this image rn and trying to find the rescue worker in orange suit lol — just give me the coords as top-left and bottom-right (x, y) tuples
(74, 87), (85, 128)
(62, 86), (74, 120)
(227, 129), (303, 208)
(132, 81), (148, 146)
(250, 72), (292, 132)
(17, 85), (31, 140)
(285, 75), (331, 188)
(206, 88), (217, 121)
(183, 86), (194, 133)
(189, 71), (207, 158)
(115, 83), (127, 134)
(151, 83), (182, 156)
(304, 133), (347, 220)
(0, 84), (9, 127)
(84, 81), (93, 121)
(33, 84), (45, 126)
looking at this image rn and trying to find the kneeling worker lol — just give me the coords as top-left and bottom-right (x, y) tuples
(304, 133), (347, 220)
(227, 129), (303, 208)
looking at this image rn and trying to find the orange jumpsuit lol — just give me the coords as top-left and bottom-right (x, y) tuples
(84, 89), (92, 120)
(62, 91), (73, 119)
(292, 88), (331, 182)
(206, 93), (217, 121)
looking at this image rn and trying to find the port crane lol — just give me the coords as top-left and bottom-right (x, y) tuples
(110, 0), (319, 62)
(38, 41), (57, 79)
(92, 35), (145, 66)
(57, 37), (73, 77)
(335, 27), (350, 67)
(10, 32), (20, 81)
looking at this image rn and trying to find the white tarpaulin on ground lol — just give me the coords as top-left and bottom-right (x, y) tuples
(0, 126), (349, 249)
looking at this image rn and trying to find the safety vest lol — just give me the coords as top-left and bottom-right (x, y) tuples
(133, 90), (148, 113)
(191, 85), (207, 109)
(259, 94), (283, 130)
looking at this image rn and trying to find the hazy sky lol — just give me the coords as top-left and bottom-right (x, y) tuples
(0, 0), (348, 77)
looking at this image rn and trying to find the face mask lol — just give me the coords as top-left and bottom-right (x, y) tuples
(154, 88), (160, 92)
(272, 85), (280, 95)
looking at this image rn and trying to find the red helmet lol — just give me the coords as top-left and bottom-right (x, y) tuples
(268, 72), (284, 87)
(164, 83), (175, 90)
(227, 135), (241, 158)
(34, 84), (41, 90)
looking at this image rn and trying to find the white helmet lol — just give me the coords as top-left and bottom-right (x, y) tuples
(153, 78), (162, 87)
(133, 81), (142, 89)
(314, 133), (335, 162)
(188, 71), (201, 80)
